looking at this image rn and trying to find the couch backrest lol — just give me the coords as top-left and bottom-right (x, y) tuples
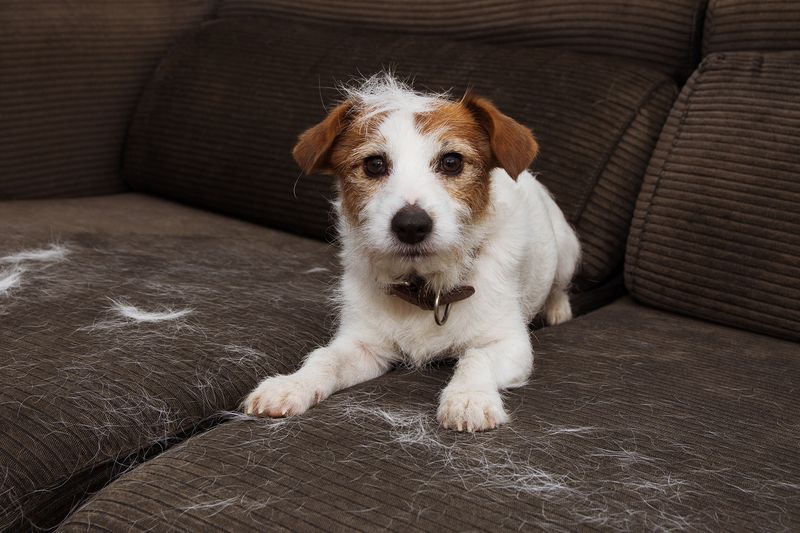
(0, 0), (214, 199)
(703, 0), (800, 55)
(122, 16), (678, 290)
(218, 0), (707, 79)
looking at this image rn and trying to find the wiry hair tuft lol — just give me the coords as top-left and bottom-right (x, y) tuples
(338, 71), (451, 121)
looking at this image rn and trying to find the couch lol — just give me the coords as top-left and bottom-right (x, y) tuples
(1, 0), (798, 530)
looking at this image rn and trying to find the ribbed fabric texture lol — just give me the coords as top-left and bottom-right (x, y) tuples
(0, 0), (214, 199)
(0, 194), (339, 531)
(123, 17), (676, 288)
(703, 0), (800, 55)
(59, 298), (800, 531)
(0, 193), (631, 530)
(576, 84), (676, 287)
(218, 0), (706, 78)
(626, 52), (800, 341)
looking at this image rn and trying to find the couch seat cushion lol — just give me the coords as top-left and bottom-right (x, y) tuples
(124, 17), (677, 290)
(58, 298), (800, 531)
(0, 193), (338, 530)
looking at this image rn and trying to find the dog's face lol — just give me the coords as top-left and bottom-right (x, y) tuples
(293, 81), (538, 285)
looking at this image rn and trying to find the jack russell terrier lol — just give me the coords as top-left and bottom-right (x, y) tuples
(244, 74), (580, 432)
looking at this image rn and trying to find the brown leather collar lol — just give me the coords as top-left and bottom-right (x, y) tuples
(387, 275), (475, 311)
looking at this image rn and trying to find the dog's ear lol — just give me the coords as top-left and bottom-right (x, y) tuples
(464, 93), (538, 180)
(293, 101), (353, 175)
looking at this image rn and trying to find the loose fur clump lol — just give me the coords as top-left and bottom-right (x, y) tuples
(0, 244), (68, 264)
(223, 391), (722, 530)
(0, 267), (24, 296)
(0, 244), (68, 300)
(302, 267), (329, 274)
(334, 395), (574, 496)
(79, 299), (197, 336)
(110, 299), (194, 323)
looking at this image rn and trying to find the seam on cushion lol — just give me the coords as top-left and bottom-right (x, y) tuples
(209, 0), (223, 20)
(116, 5), (217, 191)
(15, 415), (227, 531)
(703, 0), (718, 57)
(629, 57), (719, 296)
(574, 76), (677, 279)
(121, 20), (219, 192)
(688, 0), (709, 76)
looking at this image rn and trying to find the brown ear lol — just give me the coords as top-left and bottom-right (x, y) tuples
(292, 101), (353, 175)
(464, 94), (538, 180)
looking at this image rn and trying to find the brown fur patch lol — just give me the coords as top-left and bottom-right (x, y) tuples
(328, 111), (387, 226)
(292, 102), (353, 174)
(292, 102), (387, 226)
(463, 94), (539, 180)
(292, 93), (535, 228)
(416, 102), (493, 221)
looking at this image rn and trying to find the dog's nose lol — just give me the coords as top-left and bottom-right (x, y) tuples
(391, 204), (433, 244)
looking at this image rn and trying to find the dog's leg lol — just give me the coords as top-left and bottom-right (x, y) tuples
(437, 325), (532, 432)
(544, 287), (572, 325)
(538, 184), (581, 326)
(244, 334), (394, 417)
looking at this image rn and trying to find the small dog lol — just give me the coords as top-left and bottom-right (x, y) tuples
(244, 74), (580, 432)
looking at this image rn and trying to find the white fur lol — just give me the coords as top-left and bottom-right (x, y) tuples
(0, 267), (24, 296)
(0, 244), (68, 264)
(109, 299), (193, 322)
(245, 76), (581, 431)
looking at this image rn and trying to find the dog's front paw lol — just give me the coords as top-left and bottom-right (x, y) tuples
(243, 374), (323, 418)
(437, 389), (509, 432)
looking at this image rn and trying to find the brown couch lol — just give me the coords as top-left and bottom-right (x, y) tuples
(1, 1), (798, 530)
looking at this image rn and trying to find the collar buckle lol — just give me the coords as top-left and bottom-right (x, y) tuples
(387, 276), (474, 326)
(433, 289), (451, 326)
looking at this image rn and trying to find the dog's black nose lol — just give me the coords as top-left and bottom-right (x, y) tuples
(391, 204), (433, 245)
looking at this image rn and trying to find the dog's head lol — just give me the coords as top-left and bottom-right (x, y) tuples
(292, 74), (538, 286)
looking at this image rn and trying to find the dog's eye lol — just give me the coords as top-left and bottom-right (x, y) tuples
(364, 156), (388, 178)
(439, 153), (463, 175)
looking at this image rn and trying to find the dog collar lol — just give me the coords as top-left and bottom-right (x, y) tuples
(387, 275), (475, 326)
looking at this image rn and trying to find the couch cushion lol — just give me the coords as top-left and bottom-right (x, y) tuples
(625, 52), (800, 341)
(123, 17), (677, 289)
(703, 0), (800, 55)
(58, 298), (800, 531)
(0, 0), (214, 200)
(219, 0), (706, 78)
(0, 194), (338, 530)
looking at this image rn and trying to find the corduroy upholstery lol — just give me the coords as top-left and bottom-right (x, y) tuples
(58, 298), (800, 532)
(625, 52), (800, 341)
(3, 1), (800, 531)
(123, 17), (677, 289)
(0, 194), (339, 531)
(703, 0), (800, 55)
(219, 0), (707, 78)
(0, 0), (214, 199)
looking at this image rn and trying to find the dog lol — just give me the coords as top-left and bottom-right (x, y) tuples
(244, 74), (580, 432)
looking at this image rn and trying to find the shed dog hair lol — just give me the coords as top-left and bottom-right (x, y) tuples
(244, 73), (580, 431)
